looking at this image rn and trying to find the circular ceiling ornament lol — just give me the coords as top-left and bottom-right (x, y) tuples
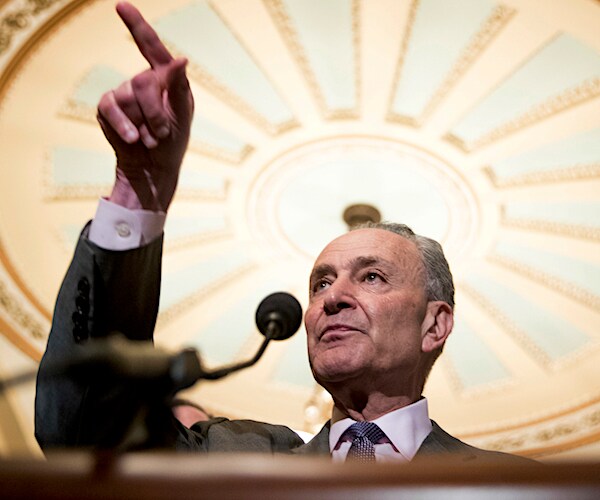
(342, 203), (382, 229)
(247, 136), (480, 263)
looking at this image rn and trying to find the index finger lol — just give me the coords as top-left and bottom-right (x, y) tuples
(116, 2), (173, 68)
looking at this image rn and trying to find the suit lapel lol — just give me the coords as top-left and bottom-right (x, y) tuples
(415, 420), (477, 461)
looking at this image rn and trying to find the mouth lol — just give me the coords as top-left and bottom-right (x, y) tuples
(319, 324), (362, 341)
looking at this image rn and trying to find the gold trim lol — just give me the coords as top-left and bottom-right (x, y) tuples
(185, 56), (298, 135)
(207, 0), (301, 131)
(0, 312), (42, 361)
(425, 5), (514, 125)
(0, 279), (46, 355)
(484, 163), (600, 188)
(0, 240), (51, 322)
(384, 0), (419, 124)
(461, 394), (600, 439)
(462, 282), (595, 371)
(263, 0), (360, 120)
(156, 262), (257, 329)
(449, 78), (600, 152)
(471, 402), (600, 456)
(0, 0), (94, 326)
(388, 4), (515, 126)
(462, 283), (552, 367)
(489, 253), (600, 312)
(447, 77), (600, 153)
(0, 0), (94, 103)
(501, 206), (600, 242)
(187, 141), (254, 165)
(438, 354), (514, 400)
(0, 0), (64, 56)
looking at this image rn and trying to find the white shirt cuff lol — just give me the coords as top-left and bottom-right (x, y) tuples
(88, 198), (166, 250)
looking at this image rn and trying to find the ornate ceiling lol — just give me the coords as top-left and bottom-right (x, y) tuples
(0, 0), (599, 459)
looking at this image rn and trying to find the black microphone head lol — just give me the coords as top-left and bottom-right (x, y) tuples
(255, 292), (303, 341)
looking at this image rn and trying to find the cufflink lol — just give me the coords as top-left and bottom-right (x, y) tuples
(115, 222), (131, 238)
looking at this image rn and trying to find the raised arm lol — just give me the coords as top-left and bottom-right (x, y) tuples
(35, 2), (191, 450)
(98, 1), (194, 212)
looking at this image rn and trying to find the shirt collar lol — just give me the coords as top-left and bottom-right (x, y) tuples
(328, 398), (432, 461)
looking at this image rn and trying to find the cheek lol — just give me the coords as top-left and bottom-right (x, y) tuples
(304, 305), (319, 340)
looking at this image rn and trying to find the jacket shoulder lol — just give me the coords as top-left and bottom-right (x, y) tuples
(416, 421), (536, 464)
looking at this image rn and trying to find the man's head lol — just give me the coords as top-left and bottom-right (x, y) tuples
(304, 223), (454, 403)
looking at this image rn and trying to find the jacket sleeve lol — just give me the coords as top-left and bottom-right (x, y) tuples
(35, 224), (163, 450)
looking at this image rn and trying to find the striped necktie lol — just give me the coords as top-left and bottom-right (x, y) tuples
(343, 421), (387, 463)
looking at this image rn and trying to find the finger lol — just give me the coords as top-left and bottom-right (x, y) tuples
(113, 80), (162, 149)
(97, 89), (139, 144)
(116, 1), (173, 68)
(131, 69), (170, 139)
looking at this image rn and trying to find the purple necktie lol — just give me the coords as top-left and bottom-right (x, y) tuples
(343, 421), (387, 463)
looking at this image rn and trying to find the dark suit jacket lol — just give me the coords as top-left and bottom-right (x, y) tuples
(35, 229), (530, 463)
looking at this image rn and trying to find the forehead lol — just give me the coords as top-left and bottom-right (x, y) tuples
(313, 228), (422, 270)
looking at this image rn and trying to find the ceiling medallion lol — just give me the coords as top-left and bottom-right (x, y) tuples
(342, 203), (382, 229)
(247, 136), (480, 264)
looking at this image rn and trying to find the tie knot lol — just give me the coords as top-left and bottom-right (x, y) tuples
(343, 421), (387, 445)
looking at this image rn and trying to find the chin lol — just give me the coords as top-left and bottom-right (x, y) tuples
(311, 358), (363, 386)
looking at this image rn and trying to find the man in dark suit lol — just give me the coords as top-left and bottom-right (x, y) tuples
(35, 2), (529, 464)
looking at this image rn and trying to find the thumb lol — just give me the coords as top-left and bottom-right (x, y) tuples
(163, 58), (193, 120)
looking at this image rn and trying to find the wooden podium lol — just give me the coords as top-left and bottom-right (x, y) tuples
(1, 453), (599, 499)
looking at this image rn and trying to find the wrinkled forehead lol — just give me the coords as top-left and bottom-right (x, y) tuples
(312, 228), (423, 272)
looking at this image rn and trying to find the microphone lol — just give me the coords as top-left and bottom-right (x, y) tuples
(28, 292), (304, 390)
(255, 292), (303, 341)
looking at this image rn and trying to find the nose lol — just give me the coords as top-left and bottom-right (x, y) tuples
(323, 278), (356, 315)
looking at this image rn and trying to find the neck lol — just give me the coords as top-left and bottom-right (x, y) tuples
(329, 389), (420, 422)
(322, 369), (424, 421)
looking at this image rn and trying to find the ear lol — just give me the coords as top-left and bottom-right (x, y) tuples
(421, 301), (453, 353)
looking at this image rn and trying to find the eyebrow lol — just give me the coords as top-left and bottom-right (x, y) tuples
(309, 256), (395, 285)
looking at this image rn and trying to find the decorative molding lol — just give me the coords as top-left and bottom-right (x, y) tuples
(207, 0), (301, 130)
(263, 0), (360, 120)
(447, 76), (600, 152)
(185, 55), (298, 136)
(187, 141), (254, 166)
(438, 354), (514, 400)
(489, 253), (600, 312)
(388, 3), (515, 126)
(461, 283), (553, 368)
(484, 163), (600, 188)
(0, 279), (46, 342)
(385, 0), (419, 125)
(155, 262), (258, 329)
(462, 282), (594, 371)
(417, 5), (514, 124)
(466, 399), (600, 457)
(500, 206), (600, 242)
(0, 0), (63, 56)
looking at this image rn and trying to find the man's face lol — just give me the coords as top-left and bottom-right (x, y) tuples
(305, 228), (430, 389)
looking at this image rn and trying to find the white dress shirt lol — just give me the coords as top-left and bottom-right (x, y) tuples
(329, 398), (432, 463)
(89, 198), (165, 250)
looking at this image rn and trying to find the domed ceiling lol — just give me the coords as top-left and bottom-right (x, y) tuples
(0, 0), (599, 459)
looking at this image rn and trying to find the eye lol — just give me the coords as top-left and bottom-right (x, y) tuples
(364, 271), (383, 284)
(311, 278), (331, 294)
